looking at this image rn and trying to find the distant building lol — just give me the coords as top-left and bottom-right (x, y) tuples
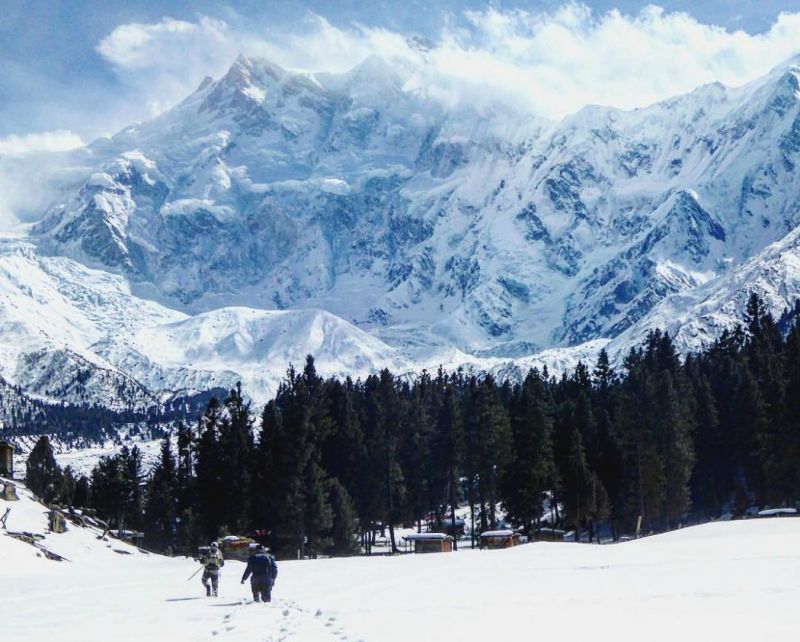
(116, 530), (145, 547)
(479, 530), (521, 549)
(439, 517), (466, 537)
(0, 441), (14, 478)
(219, 535), (257, 561)
(531, 527), (566, 542)
(403, 532), (454, 553)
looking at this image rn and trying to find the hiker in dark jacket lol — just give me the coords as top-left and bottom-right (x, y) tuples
(241, 544), (278, 603)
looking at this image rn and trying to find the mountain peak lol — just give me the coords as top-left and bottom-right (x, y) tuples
(222, 54), (287, 88)
(196, 76), (215, 93)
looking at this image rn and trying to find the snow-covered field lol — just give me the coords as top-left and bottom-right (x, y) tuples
(2, 479), (799, 642)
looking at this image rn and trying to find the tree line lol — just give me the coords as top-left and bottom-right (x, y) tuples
(0, 382), (226, 444)
(25, 294), (800, 558)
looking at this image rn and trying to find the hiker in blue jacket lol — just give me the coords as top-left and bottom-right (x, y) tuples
(241, 544), (278, 603)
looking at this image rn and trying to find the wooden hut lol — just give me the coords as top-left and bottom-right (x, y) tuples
(532, 527), (566, 542)
(403, 532), (454, 553)
(0, 441), (13, 478)
(479, 529), (521, 549)
(440, 517), (466, 537)
(116, 530), (145, 547)
(219, 535), (258, 561)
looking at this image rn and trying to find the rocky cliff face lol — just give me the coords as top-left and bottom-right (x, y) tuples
(4, 54), (800, 405)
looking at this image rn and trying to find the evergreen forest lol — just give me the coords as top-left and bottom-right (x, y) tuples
(22, 295), (800, 558)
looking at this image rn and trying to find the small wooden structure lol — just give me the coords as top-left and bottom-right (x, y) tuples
(0, 441), (14, 478)
(480, 529), (521, 549)
(439, 517), (466, 537)
(115, 530), (144, 547)
(219, 535), (257, 561)
(532, 527), (566, 542)
(403, 532), (454, 553)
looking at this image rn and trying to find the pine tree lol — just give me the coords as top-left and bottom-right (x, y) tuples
(688, 373), (723, 515)
(119, 445), (145, 530)
(501, 370), (555, 537)
(143, 434), (177, 552)
(73, 474), (91, 508)
(60, 465), (77, 506)
(362, 370), (406, 552)
(217, 384), (254, 534)
(472, 375), (512, 532)
(25, 436), (63, 503)
(654, 370), (694, 528)
(434, 382), (464, 546)
(195, 397), (224, 540)
(255, 362), (333, 558)
(90, 447), (143, 531)
(614, 350), (664, 531)
(399, 380), (433, 530)
(321, 378), (364, 501)
(563, 424), (590, 539)
(327, 477), (359, 556)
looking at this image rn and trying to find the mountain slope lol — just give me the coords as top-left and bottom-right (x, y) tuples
(3, 54), (800, 404)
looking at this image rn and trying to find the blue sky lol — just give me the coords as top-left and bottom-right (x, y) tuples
(1, 1), (799, 146)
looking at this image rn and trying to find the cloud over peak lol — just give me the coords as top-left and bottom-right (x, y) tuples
(93, 4), (800, 121)
(0, 130), (85, 155)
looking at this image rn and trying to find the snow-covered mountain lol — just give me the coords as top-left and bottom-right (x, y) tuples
(4, 52), (800, 406)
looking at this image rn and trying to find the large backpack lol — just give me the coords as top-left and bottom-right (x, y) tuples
(268, 555), (278, 582)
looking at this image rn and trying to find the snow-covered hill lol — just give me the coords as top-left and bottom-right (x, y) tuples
(2, 478), (799, 641)
(3, 53), (800, 405)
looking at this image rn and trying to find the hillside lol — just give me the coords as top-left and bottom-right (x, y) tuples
(2, 478), (798, 641)
(3, 54), (800, 405)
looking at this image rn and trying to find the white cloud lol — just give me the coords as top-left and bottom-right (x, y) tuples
(97, 16), (230, 70)
(96, 5), (800, 120)
(0, 130), (85, 155)
(0, 131), (86, 229)
(96, 16), (239, 115)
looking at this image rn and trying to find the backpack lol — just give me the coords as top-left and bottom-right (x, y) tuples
(203, 550), (223, 570)
(269, 555), (278, 582)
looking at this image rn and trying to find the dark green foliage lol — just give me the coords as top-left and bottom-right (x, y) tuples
(1, 384), (225, 444)
(25, 436), (63, 503)
(471, 375), (512, 532)
(502, 370), (555, 536)
(195, 397), (224, 539)
(253, 360), (334, 558)
(73, 294), (800, 553)
(143, 434), (177, 551)
(327, 478), (359, 556)
(73, 474), (91, 507)
(90, 445), (144, 530)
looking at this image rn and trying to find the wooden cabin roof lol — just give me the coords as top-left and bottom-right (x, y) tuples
(480, 530), (517, 538)
(403, 532), (453, 541)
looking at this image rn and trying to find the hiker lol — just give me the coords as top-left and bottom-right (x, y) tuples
(200, 541), (225, 597)
(241, 544), (278, 603)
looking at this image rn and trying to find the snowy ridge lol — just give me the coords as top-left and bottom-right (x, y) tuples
(2, 54), (800, 404)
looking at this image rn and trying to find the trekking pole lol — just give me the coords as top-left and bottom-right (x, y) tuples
(187, 566), (203, 581)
